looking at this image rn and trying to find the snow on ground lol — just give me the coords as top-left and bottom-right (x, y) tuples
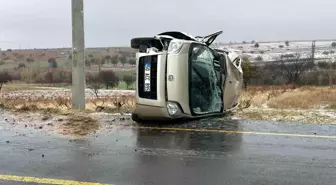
(213, 41), (336, 62)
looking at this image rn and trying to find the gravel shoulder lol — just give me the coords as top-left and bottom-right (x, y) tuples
(1, 86), (335, 138)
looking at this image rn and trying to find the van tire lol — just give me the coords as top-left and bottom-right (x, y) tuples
(131, 113), (142, 123)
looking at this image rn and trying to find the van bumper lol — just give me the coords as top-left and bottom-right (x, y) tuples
(133, 103), (193, 121)
(133, 104), (171, 120)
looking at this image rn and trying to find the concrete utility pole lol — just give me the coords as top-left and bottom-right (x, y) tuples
(71, 0), (86, 110)
(311, 40), (316, 64)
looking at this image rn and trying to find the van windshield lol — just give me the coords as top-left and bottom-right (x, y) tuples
(189, 44), (223, 115)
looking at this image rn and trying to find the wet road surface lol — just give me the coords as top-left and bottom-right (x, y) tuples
(1, 118), (336, 185)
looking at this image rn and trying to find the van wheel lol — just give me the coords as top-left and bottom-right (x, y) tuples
(131, 113), (142, 123)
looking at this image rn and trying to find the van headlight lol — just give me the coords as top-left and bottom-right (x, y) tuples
(166, 101), (183, 117)
(168, 39), (183, 54)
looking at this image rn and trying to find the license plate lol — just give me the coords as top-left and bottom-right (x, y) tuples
(144, 61), (151, 92)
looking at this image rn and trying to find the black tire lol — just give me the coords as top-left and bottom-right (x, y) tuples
(131, 113), (142, 123)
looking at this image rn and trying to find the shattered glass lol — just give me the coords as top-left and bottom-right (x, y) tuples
(190, 45), (222, 114)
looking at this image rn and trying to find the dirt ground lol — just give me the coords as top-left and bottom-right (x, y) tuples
(1, 110), (132, 138)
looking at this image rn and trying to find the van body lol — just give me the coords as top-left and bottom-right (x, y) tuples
(130, 31), (243, 122)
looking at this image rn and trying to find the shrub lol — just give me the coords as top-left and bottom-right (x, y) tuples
(98, 70), (119, 89)
(255, 55), (263, 61)
(322, 51), (329, 55)
(20, 68), (40, 83)
(285, 41), (290, 47)
(331, 42), (336, 48)
(111, 55), (119, 66)
(86, 72), (104, 99)
(128, 59), (136, 65)
(35, 69), (72, 84)
(44, 72), (54, 84)
(18, 63), (26, 68)
(119, 56), (127, 66)
(10, 71), (22, 81)
(0, 72), (12, 90)
(53, 69), (71, 83)
(25, 57), (34, 65)
(48, 57), (58, 68)
(123, 75), (135, 89)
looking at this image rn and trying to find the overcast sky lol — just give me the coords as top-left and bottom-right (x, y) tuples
(0, 0), (336, 49)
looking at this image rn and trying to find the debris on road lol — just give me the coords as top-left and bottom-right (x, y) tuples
(57, 115), (100, 137)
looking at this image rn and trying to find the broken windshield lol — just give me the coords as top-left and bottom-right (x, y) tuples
(189, 44), (222, 115)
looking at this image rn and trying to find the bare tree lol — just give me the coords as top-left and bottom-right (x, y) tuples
(280, 53), (314, 84)
(111, 55), (119, 66)
(99, 70), (119, 89)
(48, 57), (58, 68)
(241, 59), (259, 89)
(98, 57), (106, 72)
(331, 42), (336, 48)
(86, 72), (105, 109)
(318, 61), (336, 86)
(285, 41), (290, 47)
(123, 74), (135, 89)
(128, 59), (136, 66)
(119, 55), (127, 66)
(255, 55), (263, 61)
(322, 51), (330, 56)
(104, 55), (112, 65)
(25, 57), (35, 66)
(86, 73), (104, 99)
(85, 58), (91, 68)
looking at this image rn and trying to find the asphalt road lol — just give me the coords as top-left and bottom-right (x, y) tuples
(1, 118), (336, 185)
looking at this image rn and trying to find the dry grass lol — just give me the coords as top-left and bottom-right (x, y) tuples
(57, 115), (100, 137)
(327, 103), (336, 110)
(240, 85), (336, 109)
(268, 88), (336, 109)
(0, 90), (136, 115)
(1, 83), (43, 91)
(86, 94), (136, 113)
(236, 85), (336, 124)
